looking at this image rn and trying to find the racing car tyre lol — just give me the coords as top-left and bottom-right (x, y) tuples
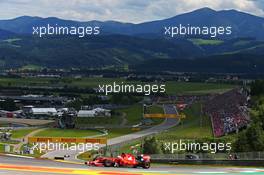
(142, 162), (150, 169)
(104, 160), (114, 167)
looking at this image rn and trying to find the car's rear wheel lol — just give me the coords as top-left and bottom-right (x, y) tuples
(142, 162), (150, 169)
(104, 160), (114, 167)
(114, 162), (119, 167)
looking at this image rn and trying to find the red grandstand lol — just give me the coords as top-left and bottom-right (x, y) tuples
(203, 88), (250, 137)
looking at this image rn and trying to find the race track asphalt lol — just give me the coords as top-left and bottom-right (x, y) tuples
(0, 155), (264, 175)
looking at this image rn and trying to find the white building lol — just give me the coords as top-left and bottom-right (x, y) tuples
(77, 108), (111, 118)
(93, 108), (111, 117)
(77, 110), (97, 117)
(30, 108), (57, 116)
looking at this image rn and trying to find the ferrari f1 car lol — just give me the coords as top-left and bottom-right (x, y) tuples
(85, 153), (151, 169)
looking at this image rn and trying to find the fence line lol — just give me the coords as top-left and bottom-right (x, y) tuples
(150, 152), (264, 160)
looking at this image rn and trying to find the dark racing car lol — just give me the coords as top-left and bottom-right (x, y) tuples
(85, 153), (151, 169)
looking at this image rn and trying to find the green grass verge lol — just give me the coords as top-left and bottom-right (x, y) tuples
(148, 105), (164, 113)
(156, 103), (213, 140)
(117, 104), (142, 125)
(34, 128), (102, 138)
(0, 144), (4, 152)
(75, 115), (122, 127)
(147, 105), (165, 125)
(0, 144), (13, 153)
(118, 140), (142, 154)
(11, 128), (36, 139)
(101, 128), (136, 139)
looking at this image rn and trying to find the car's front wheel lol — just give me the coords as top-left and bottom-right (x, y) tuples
(104, 160), (114, 167)
(142, 162), (150, 169)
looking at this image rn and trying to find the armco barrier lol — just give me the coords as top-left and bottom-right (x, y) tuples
(150, 152), (264, 161)
(150, 152), (264, 166)
(151, 159), (264, 167)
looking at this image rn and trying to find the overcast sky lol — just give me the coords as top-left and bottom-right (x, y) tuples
(0, 0), (264, 23)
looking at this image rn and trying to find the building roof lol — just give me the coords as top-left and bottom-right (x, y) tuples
(93, 108), (110, 112)
(78, 110), (96, 115)
(31, 108), (57, 113)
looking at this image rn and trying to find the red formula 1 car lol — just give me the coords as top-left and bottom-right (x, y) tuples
(85, 153), (151, 169)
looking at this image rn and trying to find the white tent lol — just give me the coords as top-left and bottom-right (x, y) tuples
(30, 108), (57, 116)
(77, 110), (96, 117)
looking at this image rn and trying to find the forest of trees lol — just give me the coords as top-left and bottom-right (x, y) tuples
(233, 80), (264, 152)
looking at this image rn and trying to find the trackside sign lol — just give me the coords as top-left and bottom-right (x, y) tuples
(28, 137), (107, 144)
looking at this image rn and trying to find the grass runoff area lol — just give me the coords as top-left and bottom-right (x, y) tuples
(156, 103), (213, 140)
(115, 103), (214, 154)
(75, 115), (122, 127)
(35, 128), (102, 138)
(101, 128), (136, 139)
(0, 144), (13, 153)
(117, 104), (165, 125)
(11, 128), (37, 139)
(33, 128), (138, 139)
(0, 77), (235, 95)
(117, 104), (143, 125)
(146, 105), (165, 124)
(0, 144), (4, 152)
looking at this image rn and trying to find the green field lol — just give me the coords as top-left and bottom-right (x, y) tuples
(35, 128), (102, 138)
(0, 144), (3, 152)
(189, 39), (224, 45)
(11, 128), (36, 139)
(147, 105), (165, 124)
(75, 115), (122, 127)
(118, 104), (143, 125)
(0, 77), (53, 87)
(20, 64), (43, 71)
(156, 103), (213, 140)
(148, 105), (164, 113)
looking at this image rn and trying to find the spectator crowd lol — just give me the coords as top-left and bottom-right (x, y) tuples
(204, 88), (250, 137)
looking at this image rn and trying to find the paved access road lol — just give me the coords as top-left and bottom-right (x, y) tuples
(108, 104), (179, 146)
(42, 104), (180, 161)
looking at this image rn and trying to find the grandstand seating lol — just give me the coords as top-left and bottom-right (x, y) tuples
(203, 88), (250, 137)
